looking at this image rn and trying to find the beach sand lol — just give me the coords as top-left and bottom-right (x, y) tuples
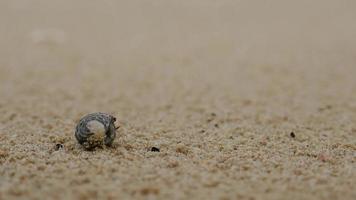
(0, 0), (356, 199)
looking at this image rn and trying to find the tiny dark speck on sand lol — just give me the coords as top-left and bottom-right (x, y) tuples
(290, 132), (295, 138)
(150, 147), (160, 152)
(54, 143), (64, 151)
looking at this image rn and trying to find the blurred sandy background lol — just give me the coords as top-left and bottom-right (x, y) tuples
(0, 0), (356, 199)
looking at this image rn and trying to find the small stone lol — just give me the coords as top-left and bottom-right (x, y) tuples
(150, 147), (160, 152)
(290, 132), (295, 138)
(54, 143), (64, 151)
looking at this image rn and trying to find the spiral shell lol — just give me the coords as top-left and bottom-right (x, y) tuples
(75, 113), (117, 150)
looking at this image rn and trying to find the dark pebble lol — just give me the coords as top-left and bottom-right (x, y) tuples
(150, 147), (160, 152)
(54, 143), (64, 151)
(290, 132), (295, 138)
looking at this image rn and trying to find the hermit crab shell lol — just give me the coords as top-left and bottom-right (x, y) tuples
(75, 113), (117, 149)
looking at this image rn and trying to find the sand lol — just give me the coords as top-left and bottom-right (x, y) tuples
(0, 0), (356, 199)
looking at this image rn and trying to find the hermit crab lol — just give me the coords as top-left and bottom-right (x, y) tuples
(75, 113), (119, 150)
